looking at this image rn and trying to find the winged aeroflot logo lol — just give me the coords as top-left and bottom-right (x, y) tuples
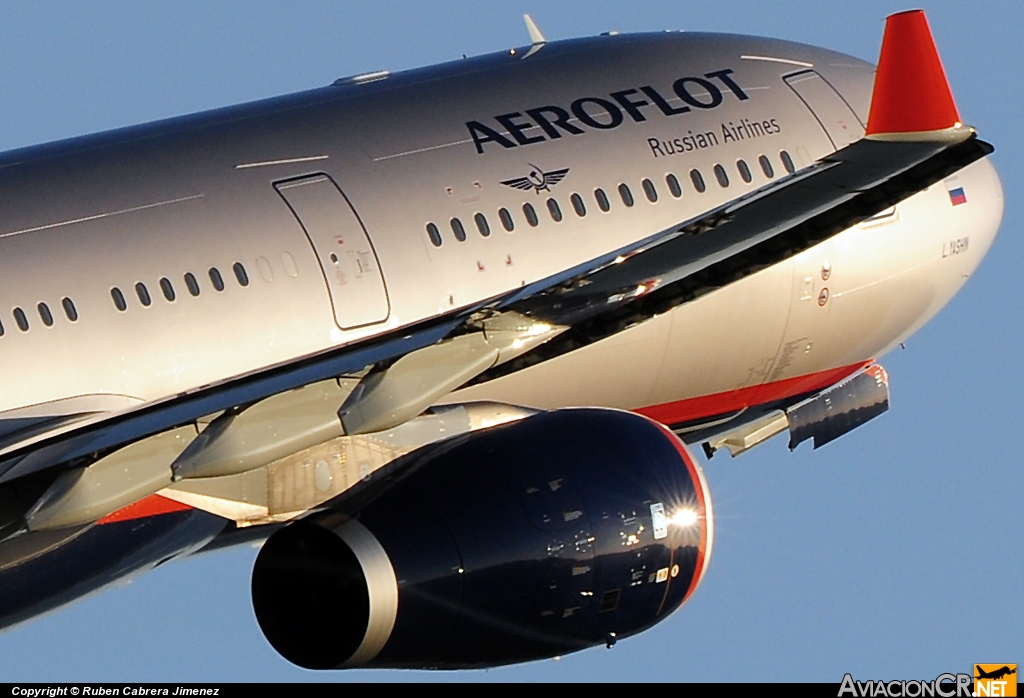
(501, 164), (570, 194)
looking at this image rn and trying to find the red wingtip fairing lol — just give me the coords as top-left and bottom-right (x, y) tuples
(866, 9), (961, 136)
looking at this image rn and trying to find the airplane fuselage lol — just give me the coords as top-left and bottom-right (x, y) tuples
(0, 31), (1002, 449)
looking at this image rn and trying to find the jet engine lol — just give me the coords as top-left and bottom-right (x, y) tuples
(251, 408), (713, 669)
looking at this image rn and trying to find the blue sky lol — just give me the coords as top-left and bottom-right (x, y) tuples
(0, 0), (1019, 683)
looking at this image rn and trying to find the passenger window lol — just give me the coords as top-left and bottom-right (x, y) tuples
(135, 283), (152, 307)
(571, 193), (587, 217)
(547, 198), (563, 222)
(498, 208), (515, 232)
(780, 150), (796, 174)
(111, 287), (128, 312)
(13, 307), (29, 331)
(160, 277), (176, 302)
(595, 188), (611, 212)
(714, 164), (730, 188)
(759, 155), (775, 178)
(233, 262), (250, 287)
(690, 169), (706, 193)
(523, 203), (539, 227)
(642, 178), (658, 203)
(209, 267), (225, 292)
(666, 173), (682, 198)
(426, 222), (442, 247)
(62, 297), (78, 321)
(450, 218), (467, 242)
(737, 159), (753, 183)
(38, 303), (54, 327)
(474, 212), (491, 237)
(618, 183), (634, 207)
(184, 273), (201, 297)
(256, 256), (274, 283)
(281, 252), (299, 278)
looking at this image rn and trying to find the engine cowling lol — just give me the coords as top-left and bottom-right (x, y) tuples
(251, 408), (713, 669)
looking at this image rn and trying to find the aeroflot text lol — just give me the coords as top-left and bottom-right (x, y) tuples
(838, 673), (973, 698)
(466, 68), (749, 154)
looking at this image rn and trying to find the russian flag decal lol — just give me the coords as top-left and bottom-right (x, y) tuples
(948, 187), (968, 206)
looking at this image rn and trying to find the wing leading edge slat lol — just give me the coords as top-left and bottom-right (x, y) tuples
(0, 317), (463, 484)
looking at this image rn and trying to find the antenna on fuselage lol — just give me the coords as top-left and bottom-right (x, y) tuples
(524, 14), (546, 45)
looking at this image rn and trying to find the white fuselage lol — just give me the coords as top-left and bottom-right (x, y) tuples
(0, 32), (1003, 440)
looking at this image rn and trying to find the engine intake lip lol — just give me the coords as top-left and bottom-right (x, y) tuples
(251, 407), (714, 670)
(251, 518), (398, 670)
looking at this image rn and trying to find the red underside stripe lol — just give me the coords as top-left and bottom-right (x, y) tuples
(97, 494), (192, 525)
(634, 361), (869, 426)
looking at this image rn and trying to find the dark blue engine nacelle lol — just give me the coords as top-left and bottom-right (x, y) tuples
(251, 407), (713, 669)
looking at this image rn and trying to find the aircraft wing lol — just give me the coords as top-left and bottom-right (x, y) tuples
(0, 316), (464, 484)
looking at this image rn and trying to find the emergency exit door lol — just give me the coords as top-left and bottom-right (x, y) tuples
(275, 174), (390, 329)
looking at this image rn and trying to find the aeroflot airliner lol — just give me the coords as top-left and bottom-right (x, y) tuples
(0, 10), (1003, 669)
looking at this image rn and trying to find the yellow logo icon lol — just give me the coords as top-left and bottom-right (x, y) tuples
(975, 665), (1017, 697)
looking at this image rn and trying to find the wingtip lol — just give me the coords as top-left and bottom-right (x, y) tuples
(524, 14), (546, 45)
(866, 9), (965, 141)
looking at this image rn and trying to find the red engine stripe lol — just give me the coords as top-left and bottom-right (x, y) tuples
(635, 361), (868, 425)
(97, 494), (193, 525)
